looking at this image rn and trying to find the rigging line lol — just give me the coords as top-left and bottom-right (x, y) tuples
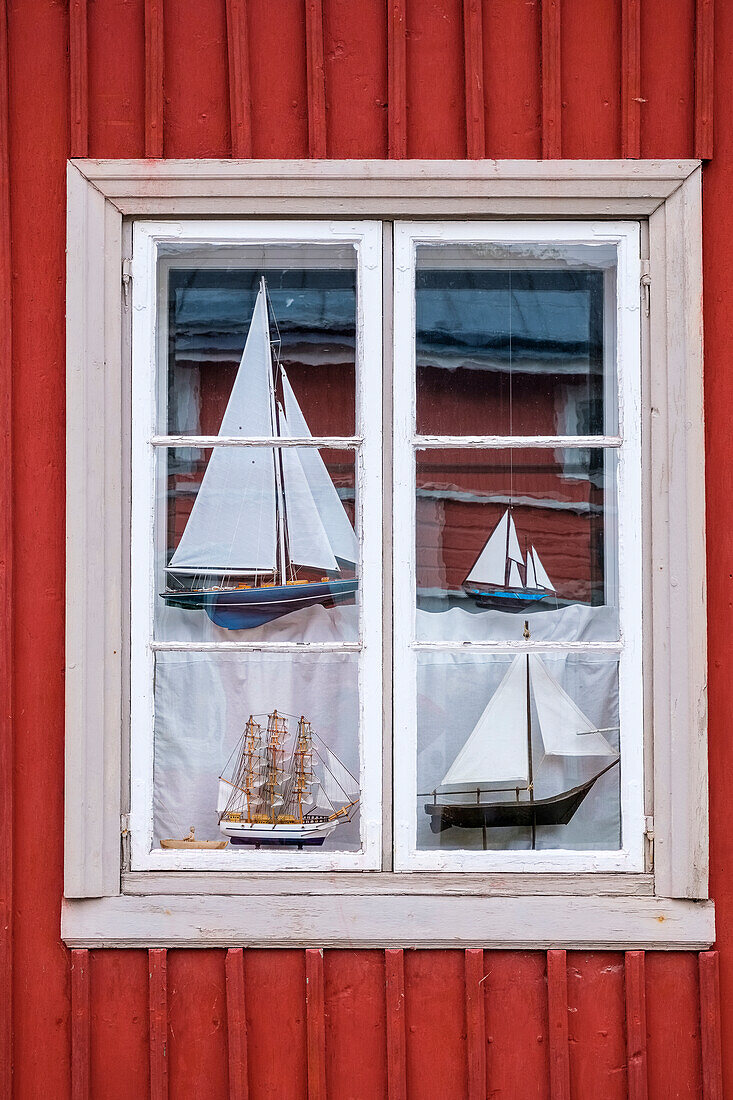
(508, 267), (514, 512)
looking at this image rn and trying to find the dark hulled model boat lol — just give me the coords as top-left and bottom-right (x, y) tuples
(424, 632), (619, 847)
(462, 508), (556, 612)
(161, 279), (359, 630)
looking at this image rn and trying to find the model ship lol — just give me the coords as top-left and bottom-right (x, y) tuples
(161, 278), (359, 630)
(160, 826), (227, 850)
(218, 710), (360, 847)
(463, 508), (555, 612)
(424, 626), (618, 847)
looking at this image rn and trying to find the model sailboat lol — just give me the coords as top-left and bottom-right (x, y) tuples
(463, 508), (555, 612)
(424, 634), (618, 847)
(161, 278), (359, 630)
(218, 710), (360, 847)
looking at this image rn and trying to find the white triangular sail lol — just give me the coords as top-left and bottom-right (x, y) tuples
(279, 408), (339, 571)
(281, 367), (358, 567)
(529, 656), (616, 757)
(307, 781), (336, 816)
(531, 547), (555, 592)
(217, 777), (234, 814)
(465, 510), (509, 586)
(321, 747), (359, 803)
(506, 512), (524, 565)
(441, 655), (529, 787)
(168, 286), (278, 573)
(526, 549), (537, 589)
(508, 559), (522, 588)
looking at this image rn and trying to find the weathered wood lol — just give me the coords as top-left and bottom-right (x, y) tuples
(462, 0), (485, 159)
(547, 950), (570, 1100)
(225, 949), (248, 1100)
(305, 949), (327, 1100)
(621, 0), (641, 158)
(625, 951), (648, 1100)
(71, 949), (90, 1100)
(69, 0), (88, 157)
(305, 0), (327, 158)
(699, 951), (723, 1099)
(541, 0), (562, 158)
(387, 0), (407, 158)
(464, 949), (486, 1100)
(385, 949), (407, 1100)
(144, 0), (164, 156)
(225, 0), (252, 158)
(61, 894), (715, 949)
(149, 949), (168, 1100)
(694, 0), (714, 158)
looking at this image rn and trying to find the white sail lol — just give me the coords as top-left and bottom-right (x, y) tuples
(529, 656), (616, 757)
(307, 781), (336, 816)
(168, 286), (278, 573)
(506, 512), (524, 565)
(281, 367), (358, 567)
(279, 408), (339, 571)
(321, 747), (359, 803)
(441, 655), (529, 787)
(531, 547), (555, 592)
(217, 777), (234, 814)
(508, 559), (522, 588)
(526, 549), (537, 589)
(465, 509), (509, 586)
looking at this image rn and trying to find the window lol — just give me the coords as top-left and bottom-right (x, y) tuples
(64, 160), (713, 948)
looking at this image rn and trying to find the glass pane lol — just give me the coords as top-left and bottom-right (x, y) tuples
(161, 244), (357, 438)
(415, 242), (617, 437)
(152, 650), (361, 853)
(415, 447), (618, 642)
(416, 650), (621, 853)
(155, 446), (359, 643)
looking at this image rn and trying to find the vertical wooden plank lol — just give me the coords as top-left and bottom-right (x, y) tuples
(144, 0), (164, 156)
(464, 949), (486, 1100)
(567, 953), (627, 1100)
(306, 949), (327, 1100)
(485, 953), (550, 1099)
(149, 948), (168, 1100)
(305, 0), (327, 157)
(694, 0), (714, 158)
(483, 0), (542, 159)
(387, 0), (407, 158)
(462, 0), (485, 158)
(226, 949), (248, 1100)
(89, 951), (150, 1098)
(404, 951), (467, 1098)
(225, 0), (252, 157)
(69, 0), (88, 157)
(385, 949), (407, 1100)
(87, 0), (146, 158)
(547, 950), (570, 1100)
(621, 0), (641, 158)
(322, 0), (387, 157)
(540, 0), (561, 158)
(71, 949), (90, 1100)
(640, 0), (695, 158)
(0, 3), (11, 1096)
(699, 951), (723, 1100)
(646, 953), (701, 1099)
(625, 952), (648, 1100)
(324, 950), (388, 1098)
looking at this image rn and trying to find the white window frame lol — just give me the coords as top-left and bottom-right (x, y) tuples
(129, 219), (383, 872)
(392, 220), (644, 873)
(63, 159), (713, 949)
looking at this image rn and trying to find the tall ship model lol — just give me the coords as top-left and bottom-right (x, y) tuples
(218, 710), (360, 847)
(462, 507), (556, 612)
(161, 278), (359, 630)
(424, 625), (619, 848)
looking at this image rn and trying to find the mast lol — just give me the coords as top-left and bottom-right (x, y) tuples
(261, 275), (288, 586)
(504, 505), (512, 587)
(291, 717), (314, 823)
(261, 709), (286, 822)
(524, 620), (536, 850)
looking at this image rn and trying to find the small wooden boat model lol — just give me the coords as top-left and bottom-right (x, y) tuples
(218, 711), (360, 848)
(424, 626), (619, 847)
(161, 278), (359, 630)
(160, 827), (228, 850)
(463, 508), (555, 612)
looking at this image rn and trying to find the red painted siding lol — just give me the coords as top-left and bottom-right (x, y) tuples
(0, 0), (729, 1095)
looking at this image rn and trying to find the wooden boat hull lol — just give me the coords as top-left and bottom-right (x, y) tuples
(161, 577), (358, 629)
(462, 582), (548, 613)
(160, 838), (228, 849)
(220, 819), (338, 846)
(424, 763), (618, 833)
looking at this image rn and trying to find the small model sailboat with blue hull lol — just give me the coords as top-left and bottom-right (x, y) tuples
(161, 279), (359, 630)
(462, 508), (556, 612)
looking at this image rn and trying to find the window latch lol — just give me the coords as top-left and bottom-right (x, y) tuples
(122, 257), (132, 307)
(640, 260), (651, 317)
(644, 814), (654, 870)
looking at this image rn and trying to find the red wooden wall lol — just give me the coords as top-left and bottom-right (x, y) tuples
(0, 0), (730, 1096)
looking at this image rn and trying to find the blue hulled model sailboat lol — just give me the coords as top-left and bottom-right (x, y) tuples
(462, 508), (556, 612)
(161, 279), (359, 630)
